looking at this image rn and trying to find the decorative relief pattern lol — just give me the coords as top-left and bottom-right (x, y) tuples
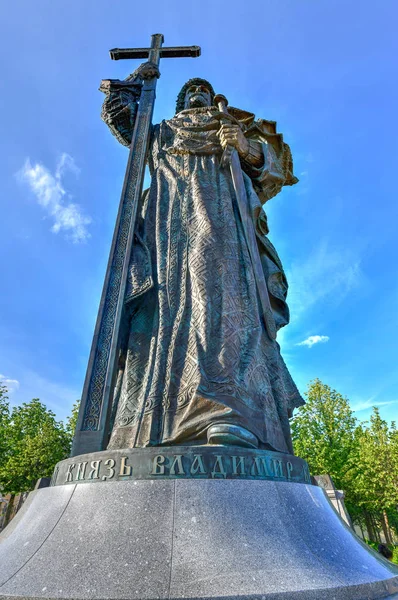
(104, 106), (303, 453)
(82, 83), (154, 431)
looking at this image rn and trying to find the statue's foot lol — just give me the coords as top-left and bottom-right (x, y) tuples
(207, 423), (259, 449)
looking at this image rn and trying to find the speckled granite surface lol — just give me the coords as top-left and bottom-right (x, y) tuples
(0, 479), (397, 599)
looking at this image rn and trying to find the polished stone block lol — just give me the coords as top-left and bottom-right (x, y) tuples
(0, 485), (75, 587)
(0, 478), (397, 599)
(0, 480), (174, 599)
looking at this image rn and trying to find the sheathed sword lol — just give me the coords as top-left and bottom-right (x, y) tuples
(214, 94), (277, 341)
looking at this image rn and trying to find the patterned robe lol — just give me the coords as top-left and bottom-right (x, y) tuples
(107, 104), (303, 454)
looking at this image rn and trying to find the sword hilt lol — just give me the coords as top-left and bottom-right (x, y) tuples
(214, 99), (277, 341)
(214, 93), (228, 112)
(214, 94), (235, 167)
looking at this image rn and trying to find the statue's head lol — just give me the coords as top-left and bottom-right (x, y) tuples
(176, 78), (215, 113)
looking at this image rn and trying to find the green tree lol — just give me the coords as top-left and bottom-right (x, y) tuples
(0, 398), (70, 495)
(353, 408), (398, 543)
(292, 381), (398, 543)
(389, 421), (398, 493)
(291, 378), (358, 491)
(65, 400), (80, 443)
(0, 385), (11, 481)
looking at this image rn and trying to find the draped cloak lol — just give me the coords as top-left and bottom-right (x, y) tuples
(107, 105), (304, 454)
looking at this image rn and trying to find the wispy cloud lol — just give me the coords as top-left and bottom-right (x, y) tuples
(351, 396), (398, 413)
(286, 238), (362, 323)
(18, 153), (91, 243)
(2, 368), (80, 422)
(20, 371), (80, 417)
(296, 335), (329, 348)
(0, 373), (20, 394)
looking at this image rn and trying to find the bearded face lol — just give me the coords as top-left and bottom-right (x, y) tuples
(184, 83), (213, 109)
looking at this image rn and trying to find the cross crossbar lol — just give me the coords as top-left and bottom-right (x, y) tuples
(110, 45), (201, 60)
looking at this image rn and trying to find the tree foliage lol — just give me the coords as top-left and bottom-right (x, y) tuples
(0, 395), (72, 495)
(65, 400), (80, 442)
(291, 379), (357, 491)
(292, 379), (398, 543)
(353, 409), (398, 513)
(0, 385), (10, 479)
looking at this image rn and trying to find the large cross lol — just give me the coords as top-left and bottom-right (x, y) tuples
(109, 39), (200, 61)
(72, 34), (201, 457)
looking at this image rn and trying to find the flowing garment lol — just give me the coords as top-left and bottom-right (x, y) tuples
(108, 105), (303, 453)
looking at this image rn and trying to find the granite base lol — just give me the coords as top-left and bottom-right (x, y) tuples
(0, 478), (397, 600)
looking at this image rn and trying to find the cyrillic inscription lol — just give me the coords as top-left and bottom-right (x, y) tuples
(102, 458), (116, 481)
(76, 462), (88, 481)
(190, 454), (206, 475)
(88, 460), (101, 479)
(211, 455), (227, 479)
(119, 456), (132, 476)
(169, 455), (185, 475)
(232, 456), (245, 476)
(151, 454), (166, 475)
(250, 457), (272, 477)
(54, 448), (311, 486)
(272, 458), (284, 478)
(65, 463), (75, 483)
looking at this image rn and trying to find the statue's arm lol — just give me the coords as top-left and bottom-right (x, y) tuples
(216, 119), (297, 202)
(100, 81), (141, 146)
(244, 119), (299, 203)
(239, 139), (264, 168)
(100, 62), (160, 147)
(217, 123), (263, 168)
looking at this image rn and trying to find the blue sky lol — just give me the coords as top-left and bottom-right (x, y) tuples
(1, 0), (397, 428)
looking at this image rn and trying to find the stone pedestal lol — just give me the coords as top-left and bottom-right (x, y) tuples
(0, 449), (398, 600)
(313, 474), (353, 528)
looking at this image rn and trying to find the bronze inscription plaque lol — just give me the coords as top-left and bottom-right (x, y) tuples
(52, 446), (311, 486)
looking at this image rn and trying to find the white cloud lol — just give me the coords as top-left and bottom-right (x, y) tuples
(351, 398), (398, 413)
(0, 373), (20, 393)
(296, 335), (329, 348)
(286, 239), (362, 323)
(18, 153), (91, 243)
(55, 153), (80, 179)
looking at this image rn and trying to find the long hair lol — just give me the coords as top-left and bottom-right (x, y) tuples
(175, 78), (215, 114)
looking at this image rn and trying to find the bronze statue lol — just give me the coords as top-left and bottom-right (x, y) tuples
(71, 35), (303, 457)
(99, 66), (303, 454)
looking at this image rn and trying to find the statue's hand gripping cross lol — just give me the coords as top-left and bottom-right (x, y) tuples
(100, 34), (200, 92)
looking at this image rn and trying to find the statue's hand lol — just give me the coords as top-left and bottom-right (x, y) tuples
(129, 61), (160, 81)
(217, 123), (249, 157)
